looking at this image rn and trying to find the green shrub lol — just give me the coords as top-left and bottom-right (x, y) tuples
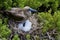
(38, 10), (60, 33)
(0, 25), (11, 38)
(12, 34), (20, 40)
(35, 35), (40, 40)
(12, 0), (41, 9)
(51, 0), (59, 12)
(55, 34), (60, 40)
(0, 19), (2, 26)
(12, 0), (26, 8)
(0, 16), (11, 38)
(53, 11), (60, 32)
(38, 12), (55, 33)
(2, 38), (7, 40)
(38, 11), (60, 40)
(3, 18), (8, 25)
(0, 0), (40, 9)
(26, 34), (31, 40)
(0, 0), (60, 11)
(0, 0), (12, 10)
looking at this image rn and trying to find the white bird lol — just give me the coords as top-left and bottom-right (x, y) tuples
(18, 20), (32, 32)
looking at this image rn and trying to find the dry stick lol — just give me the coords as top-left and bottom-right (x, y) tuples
(47, 32), (52, 39)
(47, 32), (55, 40)
(29, 26), (43, 33)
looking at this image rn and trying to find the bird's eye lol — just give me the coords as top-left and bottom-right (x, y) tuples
(23, 22), (25, 27)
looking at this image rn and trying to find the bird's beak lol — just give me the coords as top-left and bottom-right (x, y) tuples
(29, 8), (38, 13)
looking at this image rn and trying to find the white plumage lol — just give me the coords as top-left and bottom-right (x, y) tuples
(18, 20), (32, 32)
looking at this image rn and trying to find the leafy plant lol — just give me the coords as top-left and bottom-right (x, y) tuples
(53, 11), (60, 32)
(0, 0), (60, 12)
(0, 15), (11, 38)
(0, 25), (11, 38)
(0, 0), (12, 10)
(12, 34), (20, 40)
(38, 10), (60, 39)
(38, 12), (55, 33)
(3, 18), (8, 25)
(35, 35), (40, 40)
(55, 34), (60, 40)
(2, 38), (7, 40)
(26, 34), (31, 40)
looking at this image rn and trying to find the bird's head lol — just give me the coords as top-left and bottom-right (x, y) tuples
(24, 6), (38, 13)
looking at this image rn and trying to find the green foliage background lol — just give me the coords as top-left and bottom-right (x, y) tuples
(0, 0), (60, 40)
(0, 0), (59, 10)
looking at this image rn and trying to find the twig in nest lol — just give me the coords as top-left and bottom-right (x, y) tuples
(29, 27), (43, 33)
(47, 32), (55, 40)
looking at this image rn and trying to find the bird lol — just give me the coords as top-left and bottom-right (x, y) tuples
(23, 6), (37, 13)
(17, 6), (38, 32)
(18, 20), (32, 32)
(7, 6), (38, 32)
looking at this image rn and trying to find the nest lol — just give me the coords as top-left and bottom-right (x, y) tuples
(0, 7), (58, 40)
